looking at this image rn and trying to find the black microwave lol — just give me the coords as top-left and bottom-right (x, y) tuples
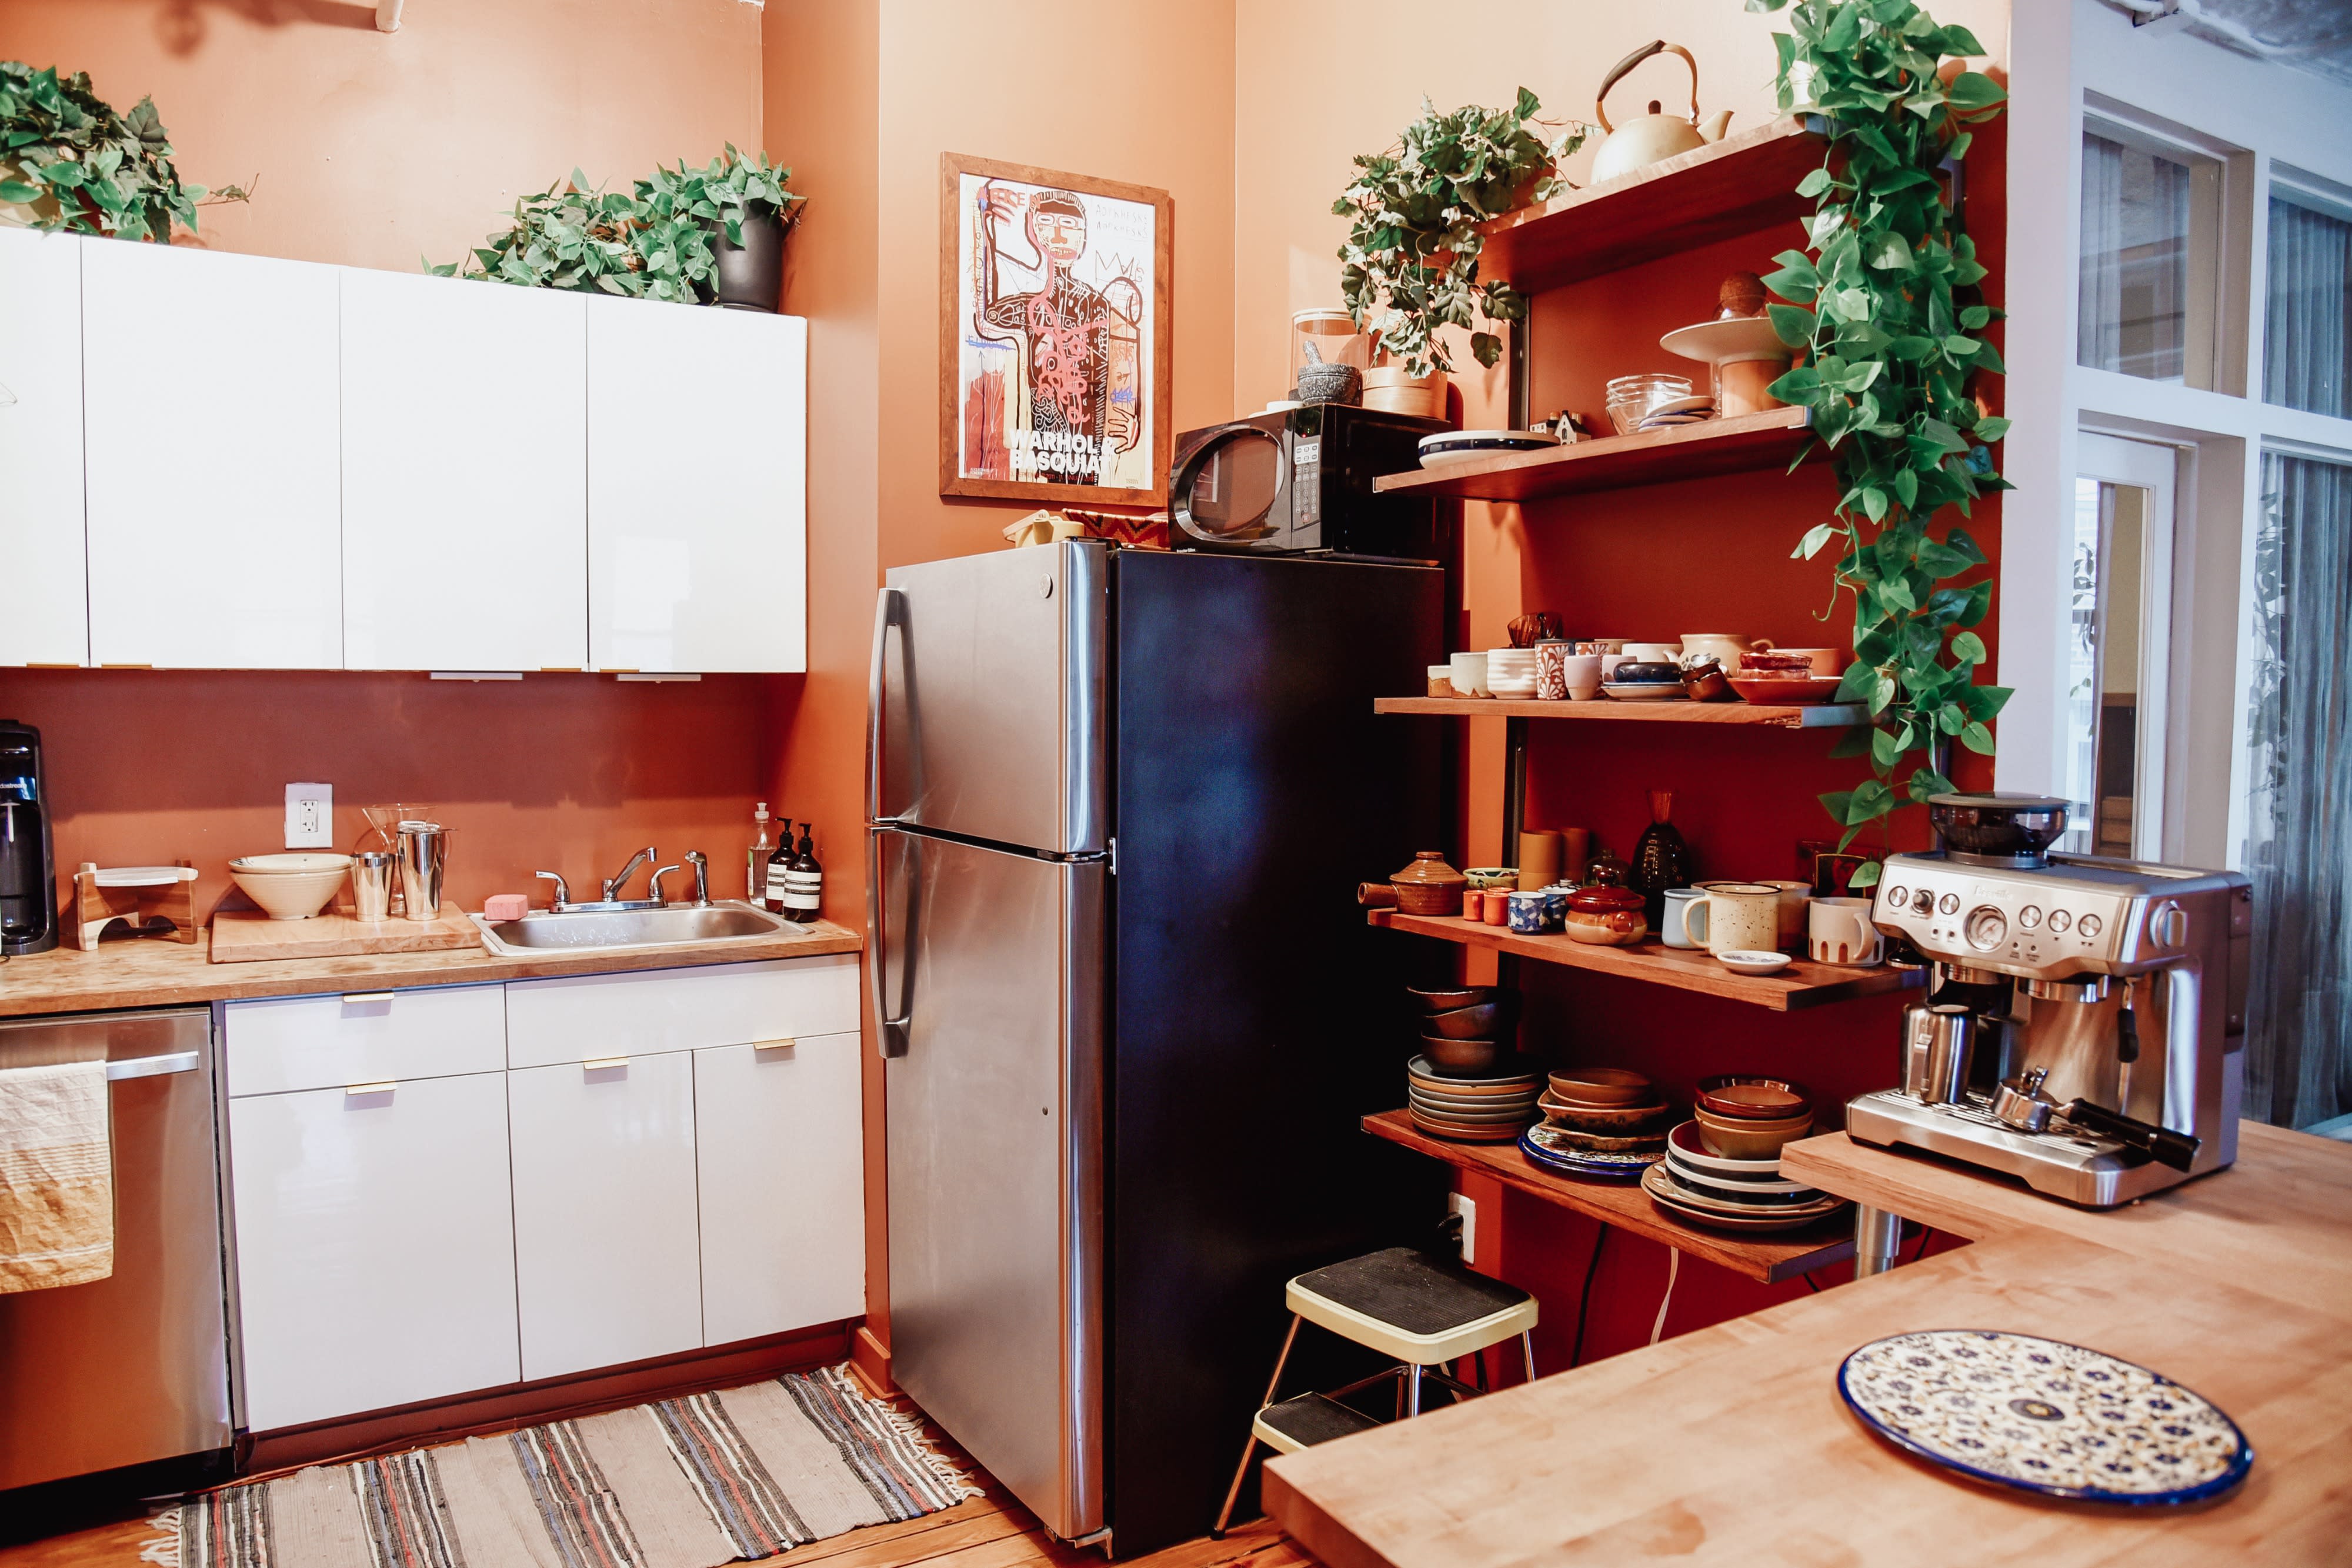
(1167, 404), (1448, 557)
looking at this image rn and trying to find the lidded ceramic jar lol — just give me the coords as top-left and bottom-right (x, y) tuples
(1564, 886), (1649, 946)
(1390, 851), (1467, 916)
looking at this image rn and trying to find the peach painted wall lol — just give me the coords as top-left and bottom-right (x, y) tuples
(0, 0), (785, 926)
(0, 0), (763, 273)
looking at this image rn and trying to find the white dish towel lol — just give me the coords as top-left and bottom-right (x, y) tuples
(0, 1060), (114, 1292)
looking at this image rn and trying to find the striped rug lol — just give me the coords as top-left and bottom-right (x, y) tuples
(154, 1367), (977, 1568)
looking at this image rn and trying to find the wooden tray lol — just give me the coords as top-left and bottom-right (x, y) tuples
(210, 908), (482, 964)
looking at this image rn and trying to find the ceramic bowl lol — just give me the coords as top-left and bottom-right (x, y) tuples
(1693, 1108), (1813, 1161)
(1609, 661), (1682, 685)
(1461, 868), (1520, 892)
(228, 854), (353, 921)
(1727, 674), (1848, 705)
(1563, 887), (1647, 947)
(1537, 1093), (1671, 1132)
(1666, 1119), (1784, 1176)
(1531, 1123), (1669, 1154)
(1423, 997), (1518, 1039)
(1420, 1034), (1502, 1075)
(1547, 1066), (1654, 1106)
(1715, 949), (1793, 975)
(1406, 984), (1493, 1013)
(1695, 1076), (1812, 1120)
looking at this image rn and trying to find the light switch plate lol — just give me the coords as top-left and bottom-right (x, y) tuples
(285, 782), (332, 849)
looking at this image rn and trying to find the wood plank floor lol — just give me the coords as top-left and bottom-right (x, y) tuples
(0, 1399), (1313, 1568)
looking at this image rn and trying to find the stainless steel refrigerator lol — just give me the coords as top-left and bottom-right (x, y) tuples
(868, 541), (1445, 1556)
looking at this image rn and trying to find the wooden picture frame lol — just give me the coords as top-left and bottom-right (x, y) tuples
(939, 153), (1173, 505)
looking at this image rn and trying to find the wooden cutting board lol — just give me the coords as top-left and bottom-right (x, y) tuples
(210, 908), (482, 963)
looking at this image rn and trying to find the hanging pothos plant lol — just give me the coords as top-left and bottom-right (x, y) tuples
(1749, 0), (2011, 889)
(0, 61), (248, 242)
(1335, 91), (1589, 377)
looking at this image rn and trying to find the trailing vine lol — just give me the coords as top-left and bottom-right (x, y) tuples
(1749, 0), (2011, 888)
(1335, 91), (1589, 377)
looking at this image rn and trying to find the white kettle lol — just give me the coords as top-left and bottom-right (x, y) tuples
(1589, 41), (1734, 185)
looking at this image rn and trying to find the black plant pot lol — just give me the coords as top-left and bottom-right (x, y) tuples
(712, 201), (786, 312)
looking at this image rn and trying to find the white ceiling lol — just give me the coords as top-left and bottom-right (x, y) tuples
(2107, 0), (2352, 86)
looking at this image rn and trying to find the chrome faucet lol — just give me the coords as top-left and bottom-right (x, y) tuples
(602, 846), (658, 904)
(535, 869), (573, 909)
(648, 851), (712, 907)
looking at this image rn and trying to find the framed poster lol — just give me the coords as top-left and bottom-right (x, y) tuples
(940, 154), (1173, 504)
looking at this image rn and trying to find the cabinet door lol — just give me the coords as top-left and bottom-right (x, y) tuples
(586, 298), (805, 673)
(341, 269), (588, 670)
(693, 1031), (863, 1345)
(508, 1053), (702, 1379)
(228, 1073), (518, 1431)
(82, 242), (341, 668)
(0, 228), (86, 666)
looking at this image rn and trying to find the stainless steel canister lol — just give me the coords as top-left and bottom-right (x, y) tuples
(395, 821), (448, 922)
(351, 851), (397, 922)
(1902, 1003), (1976, 1105)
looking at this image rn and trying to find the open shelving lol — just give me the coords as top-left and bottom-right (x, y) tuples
(1361, 1110), (1855, 1283)
(1374, 696), (1864, 729)
(1367, 910), (1919, 1012)
(1372, 408), (1814, 504)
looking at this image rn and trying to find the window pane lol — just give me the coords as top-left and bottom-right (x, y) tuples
(2241, 452), (2352, 1129)
(2264, 191), (2352, 419)
(2079, 132), (2193, 382)
(2059, 479), (2104, 853)
(2060, 476), (2154, 859)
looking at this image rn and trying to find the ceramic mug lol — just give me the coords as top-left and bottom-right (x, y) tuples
(1762, 879), (1814, 949)
(1682, 882), (1781, 957)
(1576, 639), (1626, 656)
(1622, 642), (1680, 664)
(1448, 650), (1490, 698)
(1659, 887), (1706, 949)
(1506, 890), (1549, 934)
(1560, 652), (1604, 700)
(1809, 896), (1884, 966)
(1535, 641), (1572, 700)
(1680, 633), (1774, 672)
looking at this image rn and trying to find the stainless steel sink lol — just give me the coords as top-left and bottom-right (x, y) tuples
(473, 900), (795, 956)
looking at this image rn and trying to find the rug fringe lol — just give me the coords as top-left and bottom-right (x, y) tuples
(871, 1397), (984, 1502)
(136, 1507), (182, 1568)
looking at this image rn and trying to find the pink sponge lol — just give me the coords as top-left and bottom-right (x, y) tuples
(483, 893), (530, 920)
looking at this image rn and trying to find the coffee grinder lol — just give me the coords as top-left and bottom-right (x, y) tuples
(0, 720), (58, 956)
(1844, 793), (2251, 1207)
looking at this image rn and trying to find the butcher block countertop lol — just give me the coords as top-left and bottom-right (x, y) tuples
(0, 917), (863, 1017)
(1265, 1122), (2352, 1567)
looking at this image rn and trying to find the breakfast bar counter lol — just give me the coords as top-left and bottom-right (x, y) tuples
(0, 917), (863, 1016)
(1263, 1123), (2352, 1566)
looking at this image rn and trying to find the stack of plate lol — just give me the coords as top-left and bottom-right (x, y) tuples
(1484, 648), (1539, 699)
(1642, 1119), (1849, 1232)
(1407, 1055), (1542, 1142)
(1635, 395), (1715, 431)
(1417, 429), (1563, 469)
(1519, 1067), (1670, 1179)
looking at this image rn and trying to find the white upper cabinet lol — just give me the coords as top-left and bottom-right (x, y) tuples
(341, 272), (588, 671)
(81, 241), (342, 669)
(587, 298), (806, 673)
(0, 228), (88, 667)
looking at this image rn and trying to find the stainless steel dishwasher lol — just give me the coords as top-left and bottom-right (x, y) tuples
(0, 1006), (233, 1494)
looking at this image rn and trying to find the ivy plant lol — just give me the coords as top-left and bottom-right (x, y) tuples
(0, 61), (246, 242)
(432, 146), (802, 304)
(1749, 0), (2011, 889)
(1335, 91), (1588, 377)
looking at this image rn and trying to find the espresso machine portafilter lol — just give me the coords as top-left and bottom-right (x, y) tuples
(1846, 792), (2251, 1208)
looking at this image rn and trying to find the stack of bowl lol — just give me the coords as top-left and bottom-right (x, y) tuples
(1484, 648), (1539, 699)
(227, 852), (354, 920)
(1408, 984), (1518, 1076)
(1643, 1076), (1846, 1232)
(1407, 1053), (1542, 1142)
(1519, 1067), (1671, 1179)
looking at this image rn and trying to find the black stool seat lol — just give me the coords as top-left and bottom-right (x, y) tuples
(1289, 1246), (1535, 1360)
(1252, 1393), (1383, 1455)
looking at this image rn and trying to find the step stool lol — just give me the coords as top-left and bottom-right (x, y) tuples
(1210, 1246), (1537, 1537)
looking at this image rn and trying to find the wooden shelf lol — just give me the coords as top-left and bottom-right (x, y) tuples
(1374, 695), (1864, 729)
(1362, 1110), (1854, 1283)
(1372, 407), (1814, 503)
(1478, 115), (1830, 293)
(1367, 910), (1921, 1011)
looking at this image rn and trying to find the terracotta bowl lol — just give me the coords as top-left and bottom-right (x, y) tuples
(1693, 1108), (1813, 1161)
(1695, 1075), (1813, 1121)
(1546, 1066), (1653, 1106)
(1423, 997), (1519, 1039)
(1421, 1035), (1502, 1075)
(1537, 1093), (1672, 1132)
(1406, 984), (1494, 1013)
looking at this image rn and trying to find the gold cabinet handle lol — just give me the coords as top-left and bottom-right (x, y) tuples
(342, 992), (394, 1005)
(752, 1037), (798, 1053)
(583, 1056), (629, 1072)
(345, 1081), (397, 1097)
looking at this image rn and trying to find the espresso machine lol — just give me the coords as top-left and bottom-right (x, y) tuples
(1845, 793), (2251, 1207)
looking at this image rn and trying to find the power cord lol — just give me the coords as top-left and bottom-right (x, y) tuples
(1649, 1248), (1681, 1347)
(1569, 1225), (1608, 1367)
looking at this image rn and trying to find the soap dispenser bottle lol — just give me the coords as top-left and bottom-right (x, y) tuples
(780, 822), (823, 924)
(747, 802), (776, 903)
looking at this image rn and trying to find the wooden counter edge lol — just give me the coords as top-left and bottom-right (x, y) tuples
(0, 919), (865, 1016)
(1261, 1462), (1400, 1568)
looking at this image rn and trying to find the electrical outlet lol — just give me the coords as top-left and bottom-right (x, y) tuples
(1448, 1192), (1477, 1265)
(285, 782), (333, 849)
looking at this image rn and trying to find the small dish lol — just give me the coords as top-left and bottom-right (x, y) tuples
(1663, 1147), (1819, 1198)
(1642, 1163), (1846, 1232)
(1715, 949), (1792, 975)
(1407, 1054), (1542, 1090)
(1405, 985), (1492, 1012)
(1528, 1125), (1669, 1154)
(1423, 997), (1519, 1039)
(1695, 1076), (1811, 1120)
(1536, 1093), (1670, 1132)
(1727, 674), (1849, 705)
(1601, 682), (1689, 702)
(1420, 1034), (1501, 1075)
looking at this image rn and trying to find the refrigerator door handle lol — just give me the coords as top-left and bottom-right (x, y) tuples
(867, 586), (905, 828)
(866, 828), (912, 1058)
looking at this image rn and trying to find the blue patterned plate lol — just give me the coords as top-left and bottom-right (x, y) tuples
(1838, 1330), (2253, 1505)
(1519, 1125), (1662, 1180)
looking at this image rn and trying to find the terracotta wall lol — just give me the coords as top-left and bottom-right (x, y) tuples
(0, 0), (780, 922)
(0, 0), (762, 273)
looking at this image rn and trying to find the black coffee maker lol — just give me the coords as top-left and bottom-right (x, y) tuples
(1, 721), (58, 955)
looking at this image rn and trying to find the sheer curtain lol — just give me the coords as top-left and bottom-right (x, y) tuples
(2243, 454), (2352, 1128)
(2078, 133), (2190, 381)
(2265, 193), (2352, 419)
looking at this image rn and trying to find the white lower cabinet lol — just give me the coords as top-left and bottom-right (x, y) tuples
(508, 1052), (705, 1380)
(229, 1072), (519, 1430)
(695, 1032), (865, 1345)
